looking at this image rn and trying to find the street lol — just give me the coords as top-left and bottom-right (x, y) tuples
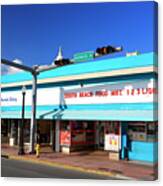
(1, 157), (117, 179)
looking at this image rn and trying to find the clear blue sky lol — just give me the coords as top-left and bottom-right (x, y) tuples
(1, 1), (157, 67)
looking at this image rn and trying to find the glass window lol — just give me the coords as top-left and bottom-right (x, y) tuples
(128, 122), (158, 142)
(60, 121), (70, 130)
(105, 121), (120, 134)
(128, 122), (146, 141)
(24, 119), (30, 143)
(71, 121), (83, 130)
(147, 122), (158, 142)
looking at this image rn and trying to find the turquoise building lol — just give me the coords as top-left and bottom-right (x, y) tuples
(1, 52), (158, 163)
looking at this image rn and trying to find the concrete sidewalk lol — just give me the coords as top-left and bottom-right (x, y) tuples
(1, 144), (158, 180)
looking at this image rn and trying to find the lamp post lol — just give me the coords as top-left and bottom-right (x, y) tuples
(18, 85), (26, 155)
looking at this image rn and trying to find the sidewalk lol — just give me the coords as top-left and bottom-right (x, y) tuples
(1, 144), (158, 180)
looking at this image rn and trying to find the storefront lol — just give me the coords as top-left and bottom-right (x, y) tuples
(1, 52), (158, 163)
(60, 120), (95, 153)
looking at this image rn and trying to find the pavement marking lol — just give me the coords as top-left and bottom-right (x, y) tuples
(2, 153), (132, 180)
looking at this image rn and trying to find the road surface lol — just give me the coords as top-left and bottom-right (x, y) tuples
(1, 157), (118, 179)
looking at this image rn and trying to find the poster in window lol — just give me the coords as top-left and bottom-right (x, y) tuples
(104, 134), (120, 152)
(60, 131), (71, 146)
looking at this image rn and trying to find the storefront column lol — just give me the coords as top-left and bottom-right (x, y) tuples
(55, 120), (60, 152)
(50, 121), (55, 151)
(121, 122), (128, 160)
(50, 122), (53, 145)
(95, 121), (99, 148)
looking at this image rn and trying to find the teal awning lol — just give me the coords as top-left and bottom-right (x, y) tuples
(1, 109), (157, 122)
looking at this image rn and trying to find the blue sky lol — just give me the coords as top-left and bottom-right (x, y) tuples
(1, 1), (157, 69)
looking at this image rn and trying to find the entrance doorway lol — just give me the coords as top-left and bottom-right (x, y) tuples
(97, 122), (105, 149)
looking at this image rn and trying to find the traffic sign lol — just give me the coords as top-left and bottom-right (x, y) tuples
(73, 51), (94, 62)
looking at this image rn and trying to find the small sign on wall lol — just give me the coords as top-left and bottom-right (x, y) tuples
(60, 131), (71, 146)
(104, 134), (120, 152)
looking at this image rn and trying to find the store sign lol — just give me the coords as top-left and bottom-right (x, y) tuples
(104, 134), (120, 152)
(60, 131), (71, 146)
(1, 87), (61, 106)
(1, 78), (157, 107)
(63, 79), (157, 104)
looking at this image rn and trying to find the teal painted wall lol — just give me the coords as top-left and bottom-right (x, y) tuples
(1, 103), (157, 112)
(128, 141), (158, 163)
(121, 122), (158, 163)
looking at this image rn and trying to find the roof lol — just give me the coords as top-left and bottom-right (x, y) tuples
(2, 52), (157, 85)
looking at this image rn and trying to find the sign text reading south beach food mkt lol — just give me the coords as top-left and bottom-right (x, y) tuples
(64, 87), (157, 98)
(63, 79), (157, 105)
(1, 78), (157, 106)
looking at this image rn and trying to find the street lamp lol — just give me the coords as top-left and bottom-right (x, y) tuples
(18, 85), (26, 155)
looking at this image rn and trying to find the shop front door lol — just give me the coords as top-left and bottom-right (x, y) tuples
(98, 123), (104, 149)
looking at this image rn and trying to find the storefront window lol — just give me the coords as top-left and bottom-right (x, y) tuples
(71, 121), (83, 130)
(1, 120), (8, 137)
(71, 121), (95, 146)
(128, 122), (158, 142)
(60, 121), (70, 130)
(147, 122), (158, 142)
(24, 120), (30, 143)
(105, 121), (120, 135)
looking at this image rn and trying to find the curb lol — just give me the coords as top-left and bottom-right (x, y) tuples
(2, 153), (133, 180)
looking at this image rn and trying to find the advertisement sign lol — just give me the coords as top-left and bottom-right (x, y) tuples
(63, 79), (157, 105)
(104, 134), (120, 152)
(60, 131), (71, 146)
(1, 78), (157, 107)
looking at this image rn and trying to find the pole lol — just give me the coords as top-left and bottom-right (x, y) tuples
(29, 73), (37, 153)
(18, 88), (25, 155)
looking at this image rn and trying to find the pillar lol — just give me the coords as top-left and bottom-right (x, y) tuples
(121, 122), (128, 160)
(55, 120), (60, 152)
(50, 121), (55, 151)
(95, 121), (99, 149)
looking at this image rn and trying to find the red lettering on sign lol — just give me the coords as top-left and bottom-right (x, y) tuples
(111, 89), (122, 96)
(64, 92), (77, 98)
(64, 87), (157, 99)
(95, 90), (108, 96)
(136, 88), (141, 95)
(79, 91), (93, 97)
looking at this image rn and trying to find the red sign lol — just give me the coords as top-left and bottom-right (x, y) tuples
(60, 131), (71, 146)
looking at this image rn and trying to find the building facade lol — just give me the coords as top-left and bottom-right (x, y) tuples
(1, 52), (158, 163)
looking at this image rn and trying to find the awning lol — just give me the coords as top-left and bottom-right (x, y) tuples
(1, 109), (157, 122)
